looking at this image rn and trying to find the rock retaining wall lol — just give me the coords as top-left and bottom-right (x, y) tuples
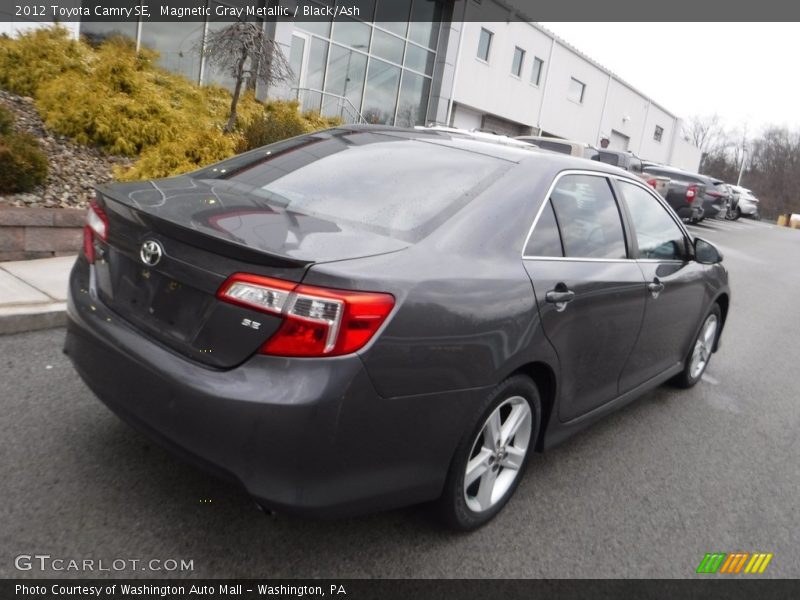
(0, 207), (84, 261)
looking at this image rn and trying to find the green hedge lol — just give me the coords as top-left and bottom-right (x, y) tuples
(0, 132), (49, 193)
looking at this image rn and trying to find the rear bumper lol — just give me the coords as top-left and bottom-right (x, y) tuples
(739, 200), (758, 215)
(64, 258), (475, 517)
(702, 198), (727, 218)
(676, 205), (704, 221)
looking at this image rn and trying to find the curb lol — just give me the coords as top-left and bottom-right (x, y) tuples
(0, 303), (67, 335)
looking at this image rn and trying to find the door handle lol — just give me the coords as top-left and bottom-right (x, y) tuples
(545, 287), (575, 312)
(647, 278), (665, 298)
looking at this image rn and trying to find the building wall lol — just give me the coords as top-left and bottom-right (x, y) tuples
(639, 102), (675, 163)
(442, 1), (701, 171)
(669, 134), (704, 172)
(451, 21), (550, 129)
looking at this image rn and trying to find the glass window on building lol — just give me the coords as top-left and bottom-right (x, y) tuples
(289, 35), (307, 89)
(404, 44), (435, 76)
(331, 17), (371, 51)
(408, 0), (441, 49)
(511, 47), (525, 77)
(371, 28), (405, 65)
(297, 37), (331, 112)
(568, 77), (586, 104)
(140, 21), (205, 84)
(80, 21), (138, 47)
(350, 0), (377, 22)
(323, 44), (368, 120)
(375, 0), (411, 37)
(362, 59), (401, 125)
(395, 71), (431, 128)
(531, 57), (544, 86)
(477, 28), (493, 62)
(296, 0), (333, 38)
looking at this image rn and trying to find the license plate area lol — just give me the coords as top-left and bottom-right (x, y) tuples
(100, 252), (212, 344)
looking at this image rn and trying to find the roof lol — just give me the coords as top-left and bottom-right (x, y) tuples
(326, 125), (634, 177)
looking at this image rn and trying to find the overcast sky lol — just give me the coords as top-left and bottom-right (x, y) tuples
(539, 23), (799, 135)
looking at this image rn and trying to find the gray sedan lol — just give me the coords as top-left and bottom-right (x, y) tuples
(64, 126), (730, 530)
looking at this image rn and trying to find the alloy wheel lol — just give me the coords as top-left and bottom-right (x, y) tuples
(689, 314), (718, 379)
(463, 396), (532, 513)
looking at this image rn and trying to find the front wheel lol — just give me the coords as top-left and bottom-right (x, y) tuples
(438, 375), (541, 531)
(671, 304), (721, 389)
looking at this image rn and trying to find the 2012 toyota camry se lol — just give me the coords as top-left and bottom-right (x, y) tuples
(64, 126), (730, 530)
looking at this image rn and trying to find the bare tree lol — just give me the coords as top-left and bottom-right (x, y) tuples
(683, 114), (725, 154)
(683, 114), (739, 172)
(202, 22), (292, 133)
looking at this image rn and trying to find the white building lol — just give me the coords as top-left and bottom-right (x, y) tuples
(431, 4), (701, 170)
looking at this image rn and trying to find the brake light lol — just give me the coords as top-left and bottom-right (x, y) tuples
(685, 185), (697, 203)
(707, 191), (722, 198)
(647, 178), (657, 189)
(217, 274), (395, 357)
(83, 199), (109, 263)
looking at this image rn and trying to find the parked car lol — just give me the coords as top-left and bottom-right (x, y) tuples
(64, 126), (730, 530)
(641, 164), (706, 223)
(593, 149), (670, 198)
(705, 177), (737, 220)
(729, 185), (760, 219)
(515, 135), (599, 160)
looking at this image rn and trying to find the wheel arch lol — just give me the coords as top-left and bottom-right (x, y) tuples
(508, 361), (557, 452)
(713, 292), (729, 351)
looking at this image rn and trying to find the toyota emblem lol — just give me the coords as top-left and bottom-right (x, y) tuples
(139, 240), (164, 267)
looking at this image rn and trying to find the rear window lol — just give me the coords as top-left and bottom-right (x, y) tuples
(195, 133), (508, 242)
(595, 151), (621, 166)
(535, 140), (572, 154)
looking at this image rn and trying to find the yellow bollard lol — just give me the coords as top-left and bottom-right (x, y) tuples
(777, 214), (788, 227)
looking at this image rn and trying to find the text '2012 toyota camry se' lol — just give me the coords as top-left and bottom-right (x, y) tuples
(64, 125), (730, 530)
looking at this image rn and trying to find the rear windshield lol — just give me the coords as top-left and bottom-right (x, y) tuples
(595, 151), (621, 166)
(194, 132), (509, 242)
(534, 140), (572, 154)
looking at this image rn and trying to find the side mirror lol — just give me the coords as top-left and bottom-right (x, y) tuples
(694, 237), (723, 264)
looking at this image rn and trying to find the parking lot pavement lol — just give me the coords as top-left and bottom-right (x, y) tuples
(1, 218), (798, 579)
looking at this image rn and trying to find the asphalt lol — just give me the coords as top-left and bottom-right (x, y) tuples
(0, 217), (798, 579)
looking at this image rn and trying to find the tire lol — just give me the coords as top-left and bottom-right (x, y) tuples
(671, 304), (721, 389)
(438, 375), (541, 531)
(734, 207), (742, 220)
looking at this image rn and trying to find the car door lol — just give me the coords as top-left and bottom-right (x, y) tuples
(614, 179), (708, 391)
(523, 172), (647, 422)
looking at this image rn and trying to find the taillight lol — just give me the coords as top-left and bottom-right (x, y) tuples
(707, 191), (722, 198)
(685, 185), (697, 203)
(647, 178), (657, 189)
(217, 274), (395, 357)
(83, 199), (109, 263)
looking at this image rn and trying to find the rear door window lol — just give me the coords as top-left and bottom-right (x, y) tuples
(549, 175), (627, 259)
(524, 199), (563, 257)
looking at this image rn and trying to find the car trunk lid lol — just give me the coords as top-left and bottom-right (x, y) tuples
(91, 177), (407, 368)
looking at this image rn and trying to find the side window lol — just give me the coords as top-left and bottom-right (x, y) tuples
(549, 175), (627, 259)
(619, 181), (686, 260)
(524, 199), (563, 257)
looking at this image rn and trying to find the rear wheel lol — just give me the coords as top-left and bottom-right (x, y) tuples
(438, 375), (541, 531)
(671, 304), (721, 389)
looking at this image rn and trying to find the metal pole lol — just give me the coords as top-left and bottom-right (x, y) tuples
(737, 148), (747, 186)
